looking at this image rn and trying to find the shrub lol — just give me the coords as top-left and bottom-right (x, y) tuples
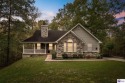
(62, 53), (68, 59)
(96, 53), (103, 59)
(85, 55), (91, 59)
(73, 54), (78, 58)
(78, 54), (83, 58)
(51, 50), (57, 59)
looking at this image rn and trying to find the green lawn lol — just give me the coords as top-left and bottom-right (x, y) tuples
(0, 56), (125, 83)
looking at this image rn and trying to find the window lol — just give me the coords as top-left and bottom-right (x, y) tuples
(64, 43), (66, 52)
(67, 42), (73, 52)
(87, 44), (92, 52)
(74, 43), (77, 52)
(64, 39), (77, 52)
(37, 43), (41, 49)
(49, 44), (53, 50)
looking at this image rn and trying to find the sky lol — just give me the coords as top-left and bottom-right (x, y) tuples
(35, 0), (74, 22)
(35, 0), (125, 24)
(114, 11), (125, 25)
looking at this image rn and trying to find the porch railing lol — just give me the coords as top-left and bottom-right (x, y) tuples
(23, 49), (46, 54)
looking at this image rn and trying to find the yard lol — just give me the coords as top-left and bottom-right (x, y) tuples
(0, 56), (125, 83)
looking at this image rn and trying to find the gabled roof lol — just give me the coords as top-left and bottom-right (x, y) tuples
(23, 30), (67, 43)
(56, 23), (102, 43)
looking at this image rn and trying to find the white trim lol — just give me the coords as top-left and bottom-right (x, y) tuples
(56, 23), (102, 43)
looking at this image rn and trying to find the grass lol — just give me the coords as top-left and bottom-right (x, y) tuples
(0, 56), (125, 83)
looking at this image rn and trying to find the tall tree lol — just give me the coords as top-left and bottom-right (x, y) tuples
(50, 0), (125, 41)
(0, 0), (39, 65)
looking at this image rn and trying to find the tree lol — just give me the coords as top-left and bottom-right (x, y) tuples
(0, 0), (39, 66)
(49, 0), (125, 41)
(38, 20), (49, 28)
(114, 23), (125, 58)
(49, 0), (125, 57)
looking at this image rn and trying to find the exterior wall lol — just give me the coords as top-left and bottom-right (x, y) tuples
(56, 32), (84, 56)
(72, 25), (100, 52)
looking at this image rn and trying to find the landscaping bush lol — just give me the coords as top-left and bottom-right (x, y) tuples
(78, 54), (83, 58)
(73, 54), (78, 58)
(96, 53), (103, 59)
(85, 55), (91, 59)
(102, 53), (109, 57)
(51, 50), (57, 59)
(62, 53), (68, 59)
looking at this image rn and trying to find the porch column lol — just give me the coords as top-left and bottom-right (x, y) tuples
(23, 44), (24, 54)
(34, 44), (35, 54)
(55, 44), (57, 50)
(45, 44), (46, 54)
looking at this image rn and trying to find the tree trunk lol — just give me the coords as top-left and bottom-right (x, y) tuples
(7, 0), (11, 65)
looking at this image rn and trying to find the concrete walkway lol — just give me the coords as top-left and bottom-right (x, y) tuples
(103, 57), (125, 62)
(45, 54), (119, 61)
(45, 54), (125, 62)
(45, 54), (52, 61)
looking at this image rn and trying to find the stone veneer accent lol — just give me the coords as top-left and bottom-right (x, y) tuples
(41, 25), (48, 38)
(56, 32), (84, 56)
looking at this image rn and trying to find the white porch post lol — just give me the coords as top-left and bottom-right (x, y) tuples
(34, 44), (35, 54)
(45, 44), (46, 54)
(23, 44), (24, 54)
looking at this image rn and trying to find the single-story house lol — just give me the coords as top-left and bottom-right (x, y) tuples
(22, 23), (102, 57)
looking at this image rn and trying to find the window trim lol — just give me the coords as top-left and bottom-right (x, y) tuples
(64, 39), (77, 52)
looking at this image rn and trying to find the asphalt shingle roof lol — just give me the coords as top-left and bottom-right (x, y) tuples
(23, 30), (67, 42)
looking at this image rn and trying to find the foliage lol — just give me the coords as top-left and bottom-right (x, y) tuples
(102, 38), (114, 57)
(72, 54), (78, 58)
(0, 0), (40, 66)
(49, 0), (125, 58)
(51, 50), (57, 59)
(96, 53), (103, 59)
(78, 54), (84, 58)
(38, 20), (49, 28)
(0, 56), (125, 83)
(49, 0), (125, 41)
(62, 53), (68, 59)
(113, 23), (125, 57)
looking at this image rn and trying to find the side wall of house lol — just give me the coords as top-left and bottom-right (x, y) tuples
(56, 32), (84, 56)
(72, 25), (100, 52)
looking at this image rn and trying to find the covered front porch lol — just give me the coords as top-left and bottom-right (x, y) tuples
(22, 43), (57, 54)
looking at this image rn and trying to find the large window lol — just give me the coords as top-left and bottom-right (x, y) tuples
(64, 39), (77, 52)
